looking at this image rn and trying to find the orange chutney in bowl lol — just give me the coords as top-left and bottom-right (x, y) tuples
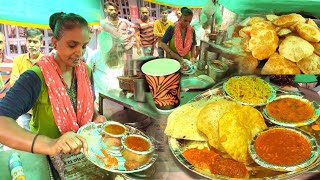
(124, 136), (151, 151)
(254, 129), (311, 166)
(266, 98), (314, 122)
(105, 124), (125, 135)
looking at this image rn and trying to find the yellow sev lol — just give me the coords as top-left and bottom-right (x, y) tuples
(226, 76), (272, 104)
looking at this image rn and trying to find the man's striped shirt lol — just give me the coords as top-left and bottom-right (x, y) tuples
(135, 18), (156, 47)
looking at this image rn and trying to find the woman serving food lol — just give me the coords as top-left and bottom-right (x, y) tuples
(0, 13), (106, 157)
(161, 7), (197, 64)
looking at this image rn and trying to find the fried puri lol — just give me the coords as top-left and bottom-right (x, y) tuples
(279, 35), (314, 62)
(197, 99), (242, 152)
(261, 53), (301, 74)
(297, 53), (320, 74)
(219, 106), (267, 164)
(296, 23), (320, 42)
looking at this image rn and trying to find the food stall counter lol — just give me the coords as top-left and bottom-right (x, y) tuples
(99, 89), (202, 121)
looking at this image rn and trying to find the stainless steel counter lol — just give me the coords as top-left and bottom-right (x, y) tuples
(98, 88), (320, 180)
(99, 89), (201, 121)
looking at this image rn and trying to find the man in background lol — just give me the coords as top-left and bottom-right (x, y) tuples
(135, 7), (156, 56)
(168, 8), (181, 23)
(10, 28), (43, 86)
(0, 32), (13, 100)
(100, 2), (135, 75)
(191, 15), (212, 59)
(10, 28), (43, 130)
(154, 7), (173, 58)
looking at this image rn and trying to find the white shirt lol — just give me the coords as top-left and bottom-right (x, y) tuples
(168, 12), (178, 23)
(191, 18), (210, 46)
(86, 50), (123, 95)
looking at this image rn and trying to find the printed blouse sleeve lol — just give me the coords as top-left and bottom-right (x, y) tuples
(162, 25), (174, 43)
(0, 70), (41, 120)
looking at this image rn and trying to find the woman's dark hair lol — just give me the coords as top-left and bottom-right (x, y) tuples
(49, 12), (66, 32)
(180, 7), (193, 17)
(51, 13), (89, 40)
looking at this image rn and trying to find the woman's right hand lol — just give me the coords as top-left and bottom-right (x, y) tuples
(49, 131), (88, 156)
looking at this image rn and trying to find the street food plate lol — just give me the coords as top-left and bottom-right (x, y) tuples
(223, 76), (277, 106)
(168, 136), (320, 179)
(249, 126), (319, 172)
(263, 95), (320, 127)
(168, 84), (320, 179)
(77, 122), (158, 173)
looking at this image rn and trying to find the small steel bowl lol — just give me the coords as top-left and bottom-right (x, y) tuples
(101, 121), (127, 137)
(263, 95), (319, 127)
(121, 134), (155, 169)
(101, 121), (127, 153)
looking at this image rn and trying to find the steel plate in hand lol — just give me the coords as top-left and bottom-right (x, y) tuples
(77, 122), (158, 173)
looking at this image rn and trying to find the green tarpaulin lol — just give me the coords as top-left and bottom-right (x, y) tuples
(146, 0), (320, 18)
(144, 0), (207, 8)
(218, 0), (320, 18)
(0, 0), (101, 29)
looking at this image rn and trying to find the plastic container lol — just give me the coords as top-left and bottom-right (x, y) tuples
(9, 153), (26, 180)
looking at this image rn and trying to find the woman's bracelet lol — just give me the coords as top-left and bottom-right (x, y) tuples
(31, 134), (40, 153)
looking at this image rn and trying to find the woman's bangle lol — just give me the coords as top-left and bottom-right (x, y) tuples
(31, 134), (40, 153)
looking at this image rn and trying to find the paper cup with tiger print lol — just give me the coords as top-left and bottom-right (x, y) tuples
(142, 58), (181, 111)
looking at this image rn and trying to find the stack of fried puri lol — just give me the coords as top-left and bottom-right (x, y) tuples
(197, 99), (267, 164)
(237, 13), (320, 74)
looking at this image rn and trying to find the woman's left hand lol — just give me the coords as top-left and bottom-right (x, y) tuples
(93, 115), (107, 123)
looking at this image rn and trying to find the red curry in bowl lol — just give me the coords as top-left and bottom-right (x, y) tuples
(254, 128), (312, 166)
(266, 97), (314, 123)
